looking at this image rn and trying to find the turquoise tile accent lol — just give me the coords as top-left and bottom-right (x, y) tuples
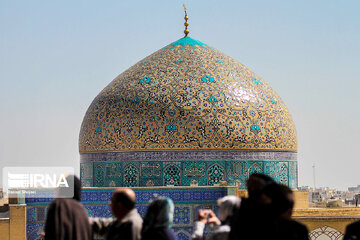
(166, 124), (177, 131)
(132, 97), (140, 103)
(168, 37), (208, 49)
(140, 76), (151, 84)
(208, 96), (218, 102)
(253, 77), (262, 84)
(201, 75), (215, 83)
(251, 124), (260, 131)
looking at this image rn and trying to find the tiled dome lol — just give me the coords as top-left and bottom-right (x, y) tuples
(79, 37), (297, 153)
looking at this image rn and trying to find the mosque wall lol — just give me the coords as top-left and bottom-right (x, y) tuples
(5, 188), (357, 240)
(294, 208), (360, 239)
(0, 218), (10, 240)
(26, 187), (233, 240)
(298, 218), (352, 239)
(0, 205), (26, 240)
(10, 205), (27, 240)
(294, 208), (360, 232)
(293, 190), (309, 209)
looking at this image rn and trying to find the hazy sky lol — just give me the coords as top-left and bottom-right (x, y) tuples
(1, 0), (359, 190)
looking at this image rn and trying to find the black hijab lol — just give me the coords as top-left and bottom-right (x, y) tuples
(44, 175), (91, 240)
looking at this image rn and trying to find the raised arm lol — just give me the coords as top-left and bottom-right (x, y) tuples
(89, 217), (115, 236)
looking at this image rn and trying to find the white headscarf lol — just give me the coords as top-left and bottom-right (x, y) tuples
(217, 195), (241, 223)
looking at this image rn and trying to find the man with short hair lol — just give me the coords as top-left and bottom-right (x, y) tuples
(90, 188), (143, 240)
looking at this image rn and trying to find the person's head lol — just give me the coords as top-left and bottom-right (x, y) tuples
(246, 173), (274, 202)
(57, 175), (82, 201)
(110, 188), (136, 220)
(217, 195), (241, 224)
(263, 183), (294, 219)
(142, 197), (174, 234)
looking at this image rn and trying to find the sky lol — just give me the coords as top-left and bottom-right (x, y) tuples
(0, 0), (359, 190)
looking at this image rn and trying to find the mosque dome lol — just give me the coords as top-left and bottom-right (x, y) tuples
(79, 37), (298, 189)
(79, 37), (297, 153)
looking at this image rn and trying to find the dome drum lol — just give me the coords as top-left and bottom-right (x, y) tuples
(80, 150), (297, 189)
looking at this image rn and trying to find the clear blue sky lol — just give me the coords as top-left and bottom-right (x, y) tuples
(1, 0), (359, 190)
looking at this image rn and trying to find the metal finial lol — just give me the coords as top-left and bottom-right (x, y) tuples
(183, 4), (189, 37)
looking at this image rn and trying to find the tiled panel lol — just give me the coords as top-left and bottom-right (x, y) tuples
(26, 187), (228, 240)
(80, 157), (298, 189)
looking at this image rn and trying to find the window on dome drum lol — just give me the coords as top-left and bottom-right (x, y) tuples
(279, 163), (289, 185)
(207, 164), (225, 186)
(95, 164), (104, 187)
(164, 164), (181, 186)
(123, 164), (139, 187)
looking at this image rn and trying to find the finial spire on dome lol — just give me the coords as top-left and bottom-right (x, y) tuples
(183, 4), (189, 37)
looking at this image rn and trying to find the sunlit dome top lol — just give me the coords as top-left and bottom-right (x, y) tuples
(79, 37), (297, 153)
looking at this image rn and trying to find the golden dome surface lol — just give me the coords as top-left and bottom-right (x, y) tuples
(79, 37), (297, 153)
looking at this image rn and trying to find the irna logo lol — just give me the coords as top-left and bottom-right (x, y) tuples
(8, 173), (69, 188)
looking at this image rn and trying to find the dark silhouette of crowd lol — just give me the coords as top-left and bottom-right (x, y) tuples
(42, 174), (360, 240)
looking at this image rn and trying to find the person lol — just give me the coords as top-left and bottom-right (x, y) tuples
(141, 197), (177, 240)
(90, 188), (143, 240)
(343, 220), (360, 240)
(192, 195), (241, 240)
(264, 183), (309, 240)
(44, 175), (92, 240)
(228, 173), (276, 240)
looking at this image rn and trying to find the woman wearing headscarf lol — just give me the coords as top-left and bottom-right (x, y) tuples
(43, 175), (92, 240)
(192, 195), (241, 240)
(141, 197), (177, 240)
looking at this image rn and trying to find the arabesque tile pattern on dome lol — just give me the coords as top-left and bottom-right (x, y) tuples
(79, 37), (297, 152)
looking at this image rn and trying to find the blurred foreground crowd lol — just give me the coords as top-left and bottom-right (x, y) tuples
(42, 174), (360, 240)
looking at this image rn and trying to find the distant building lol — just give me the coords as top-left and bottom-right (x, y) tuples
(348, 185), (360, 192)
(312, 191), (322, 202)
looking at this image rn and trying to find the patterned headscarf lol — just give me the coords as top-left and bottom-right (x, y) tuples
(142, 197), (174, 233)
(217, 195), (241, 224)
